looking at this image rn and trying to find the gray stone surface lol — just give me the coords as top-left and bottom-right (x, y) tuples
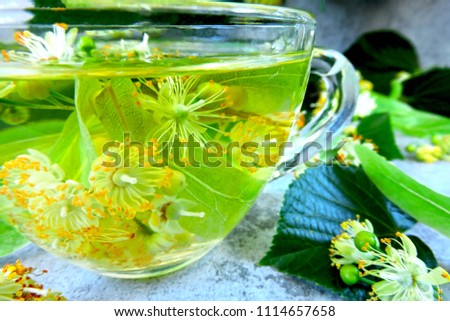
(287, 0), (450, 67)
(1, 135), (449, 300)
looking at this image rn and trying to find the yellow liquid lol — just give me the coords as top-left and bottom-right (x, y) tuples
(0, 53), (310, 276)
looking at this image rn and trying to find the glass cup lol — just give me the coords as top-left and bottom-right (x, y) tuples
(0, 1), (357, 278)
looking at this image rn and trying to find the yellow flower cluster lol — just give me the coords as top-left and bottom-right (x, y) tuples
(0, 260), (65, 301)
(330, 217), (450, 301)
(0, 147), (205, 271)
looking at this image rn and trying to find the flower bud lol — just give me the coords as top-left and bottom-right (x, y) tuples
(339, 264), (360, 286)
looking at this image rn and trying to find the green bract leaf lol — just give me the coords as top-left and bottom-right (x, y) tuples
(177, 164), (266, 240)
(355, 146), (450, 238)
(357, 113), (403, 160)
(74, 79), (103, 185)
(344, 30), (419, 94)
(50, 113), (89, 182)
(259, 165), (415, 300)
(408, 235), (438, 269)
(401, 68), (450, 117)
(0, 220), (29, 258)
(95, 78), (152, 142)
(0, 120), (65, 164)
(49, 78), (106, 184)
(373, 93), (450, 137)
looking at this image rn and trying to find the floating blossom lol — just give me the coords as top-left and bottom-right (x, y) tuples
(89, 144), (168, 218)
(360, 233), (450, 301)
(329, 217), (376, 268)
(119, 33), (151, 60)
(28, 180), (104, 232)
(141, 76), (229, 148)
(85, 31), (151, 61)
(0, 260), (65, 301)
(10, 24), (78, 62)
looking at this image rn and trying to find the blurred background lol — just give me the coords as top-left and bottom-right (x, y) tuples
(286, 0), (450, 67)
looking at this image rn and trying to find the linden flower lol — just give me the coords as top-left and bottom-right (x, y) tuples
(415, 144), (443, 163)
(228, 116), (288, 170)
(89, 144), (168, 218)
(119, 33), (151, 60)
(141, 76), (229, 147)
(432, 134), (450, 159)
(149, 196), (205, 236)
(329, 217), (376, 267)
(11, 24), (78, 62)
(146, 233), (177, 256)
(85, 31), (151, 60)
(360, 233), (450, 301)
(28, 180), (104, 232)
(0, 149), (64, 208)
(1, 260), (65, 301)
(337, 136), (377, 166)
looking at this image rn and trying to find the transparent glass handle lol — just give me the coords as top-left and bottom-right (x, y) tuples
(273, 48), (359, 178)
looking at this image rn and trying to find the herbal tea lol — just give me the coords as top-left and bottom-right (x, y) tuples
(0, 24), (310, 276)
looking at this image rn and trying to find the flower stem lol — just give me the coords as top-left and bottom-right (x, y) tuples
(133, 218), (154, 236)
(50, 91), (75, 105)
(0, 98), (74, 110)
(360, 277), (376, 286)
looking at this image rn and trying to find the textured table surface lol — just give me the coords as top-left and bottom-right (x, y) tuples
(1, 0), (450, 302)
(1, 135), (449, 300)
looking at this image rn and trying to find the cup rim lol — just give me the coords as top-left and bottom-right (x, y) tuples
(0, 2), (316, 29)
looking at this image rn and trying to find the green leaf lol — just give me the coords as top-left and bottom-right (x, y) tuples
(49, 114), (102, 185)
(344, 30), (419, 94)
(74, 79), (103, 185)
(355, 146), (450, 238)
(0, 120), (65, 145)
(259, 165), (415, 300)
(408, 235), (438, 269)
(373, 93), (450, 137)
(176, 164), (267, 240)
(401, 68), (450, 117)
(356, 113), (403, 160)
(0, 220), (29, 258)
(49, 78), (105, 185)
(95, 78), (152, 142)
(0, 120), (65, 164)
(49, 113), (87, 181)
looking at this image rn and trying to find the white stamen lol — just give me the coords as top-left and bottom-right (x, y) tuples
(60, 206), (68, 218)
(179, 210), (205, 218)
(120, 174), (138, 185)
